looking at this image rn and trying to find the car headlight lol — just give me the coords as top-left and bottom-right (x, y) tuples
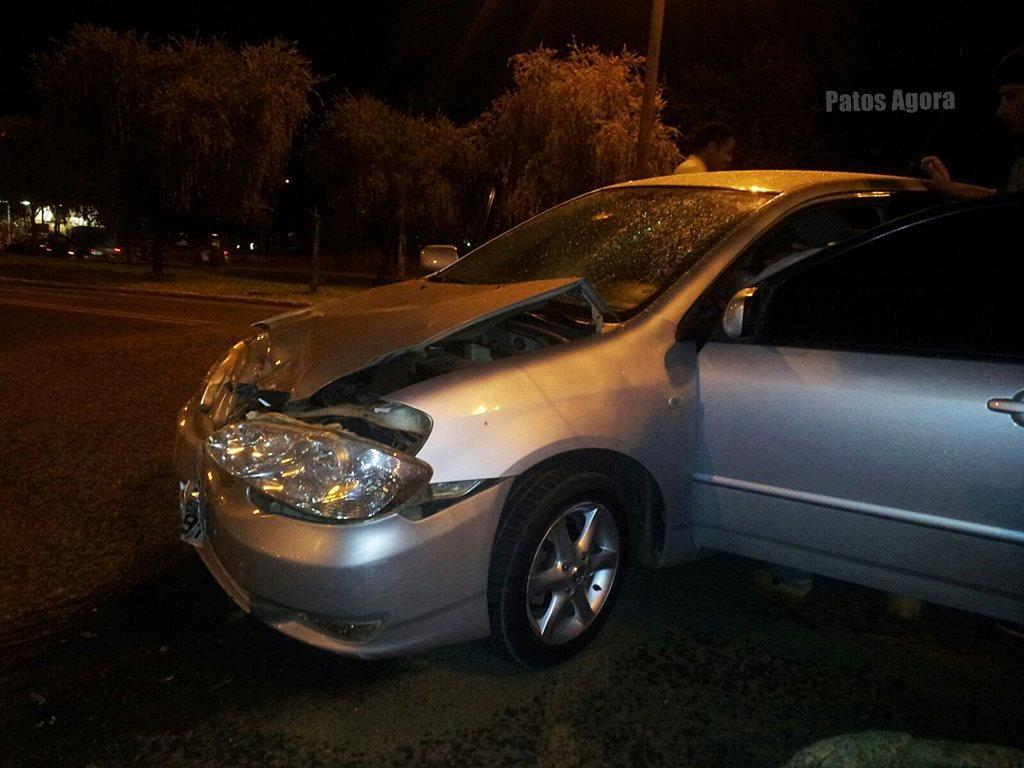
(205, 413), (432, 521)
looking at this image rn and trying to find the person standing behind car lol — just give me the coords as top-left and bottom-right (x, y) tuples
(917, 49), (1024, 636)
(922, 46), (1024, 196)
(674, 122), (737, 174)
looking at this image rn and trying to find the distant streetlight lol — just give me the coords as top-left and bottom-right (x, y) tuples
(633, 0), (666, 179)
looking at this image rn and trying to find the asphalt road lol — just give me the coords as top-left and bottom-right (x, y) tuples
(1, 283), (1022, 768)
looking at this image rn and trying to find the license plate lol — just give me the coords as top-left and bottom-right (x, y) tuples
(180, 478), (207, 544)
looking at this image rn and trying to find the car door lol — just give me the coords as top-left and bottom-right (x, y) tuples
(690, 200), (1024, 623)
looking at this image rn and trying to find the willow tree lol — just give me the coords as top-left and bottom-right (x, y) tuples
(35, 26), (159, 256)
(477, 45), (681, 228)
(36, 25), (318, 275)
(0, 116), (59, 232)
(308, 95), (477, 278)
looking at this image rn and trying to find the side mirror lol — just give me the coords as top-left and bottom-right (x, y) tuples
(420, 244), (459, 272)
(722, 287), (759, 339)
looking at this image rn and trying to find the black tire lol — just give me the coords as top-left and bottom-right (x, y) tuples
(488, 465), (628, 667)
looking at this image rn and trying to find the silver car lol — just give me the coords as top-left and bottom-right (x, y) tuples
(175, 171), (1024, 666)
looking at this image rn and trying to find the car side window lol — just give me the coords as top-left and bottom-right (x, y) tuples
(712, 194), (941, 304)
(755, 204), (1023, 360)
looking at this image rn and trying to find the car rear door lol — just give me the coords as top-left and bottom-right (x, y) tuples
(690, 200), (1024, 623)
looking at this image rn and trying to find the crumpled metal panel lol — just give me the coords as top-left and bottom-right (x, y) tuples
(253, 277), (598, 401)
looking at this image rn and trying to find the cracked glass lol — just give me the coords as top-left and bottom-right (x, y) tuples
(435, 186), (775, 316)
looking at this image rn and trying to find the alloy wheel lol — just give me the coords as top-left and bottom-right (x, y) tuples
(525, 501), (620, 645)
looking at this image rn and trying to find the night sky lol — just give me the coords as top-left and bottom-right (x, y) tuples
(3, 1), (1023, 179)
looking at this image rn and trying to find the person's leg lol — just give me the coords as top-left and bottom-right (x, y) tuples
(885, 594), (924, 620)
(751, 563), (814, 602)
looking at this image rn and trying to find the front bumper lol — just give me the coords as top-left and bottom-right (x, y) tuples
(175, 400), (512, 658)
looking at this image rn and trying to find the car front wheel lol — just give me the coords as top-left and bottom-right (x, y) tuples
(488, 466), (627, 667)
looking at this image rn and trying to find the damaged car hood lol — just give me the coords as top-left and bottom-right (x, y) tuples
(255, 277), (606, 401)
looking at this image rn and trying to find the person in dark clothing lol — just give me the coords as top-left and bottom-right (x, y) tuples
(922, 46), (1024, 195)
(922, 47), (1024, 640)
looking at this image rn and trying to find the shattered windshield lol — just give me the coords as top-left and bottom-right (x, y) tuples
(434, 186), (775, 316)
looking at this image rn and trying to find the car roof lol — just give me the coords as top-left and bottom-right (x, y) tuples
(608, 169), (986, 197)
(837, 188), (1023, 237)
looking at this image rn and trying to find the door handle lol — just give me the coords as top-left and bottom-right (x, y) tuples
(988, 392), (1024, 427)
(988, 398), (1024, 414)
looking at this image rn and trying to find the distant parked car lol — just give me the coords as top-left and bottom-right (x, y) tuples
(41, 232), (73, 256)
(67, 226), (122, 259)
(33, 232), (73, 256)
(176, 171), (1021, 667)
(195, 234), (231, 267)
(4, 231), (69, 256)
(4, 233), (44, 255)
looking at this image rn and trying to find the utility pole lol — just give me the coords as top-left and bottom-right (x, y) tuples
(309, 207), (322, 294)
(633, 0), (666, 179)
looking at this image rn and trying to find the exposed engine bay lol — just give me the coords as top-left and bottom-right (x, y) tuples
(277, 298), (601, 454)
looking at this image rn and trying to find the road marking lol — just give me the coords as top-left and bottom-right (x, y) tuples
(0, 282), (274, 307)
(0, 297), (223, 327)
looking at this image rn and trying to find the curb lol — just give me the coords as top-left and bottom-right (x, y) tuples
(0, 276), (316, 307)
